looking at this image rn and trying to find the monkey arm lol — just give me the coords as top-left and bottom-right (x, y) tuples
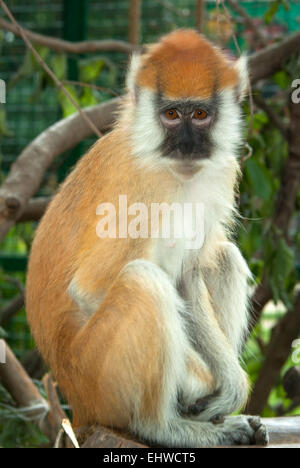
(203, 241), (252, 355)
(182, 264), (250, 421)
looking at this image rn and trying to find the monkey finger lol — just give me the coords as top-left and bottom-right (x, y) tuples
(248, 416), (262, 431)
(254, 424), (269, 446)
(185, 390), (220, 416)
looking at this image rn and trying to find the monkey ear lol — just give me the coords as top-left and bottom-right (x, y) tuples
(126, 53), (143, 96)
(234, 55), (249, 102)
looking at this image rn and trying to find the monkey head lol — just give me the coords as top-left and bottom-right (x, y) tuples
(124, 29), (248, 177)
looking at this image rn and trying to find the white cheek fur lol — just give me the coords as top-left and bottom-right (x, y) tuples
(211, 89), (244, 161)
(131, 89), (166, 166)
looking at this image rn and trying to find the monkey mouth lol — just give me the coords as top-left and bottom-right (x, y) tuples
(170, 160), (203, 179)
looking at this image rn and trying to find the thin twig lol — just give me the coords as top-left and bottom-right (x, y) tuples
(220, 0), (241, 54)
(226, 0), (268, 48)
(62, 80), (120, 97)
(129, 0), (141, 45)
(0, 0), (102, 139)
(196, 0), (205, 32)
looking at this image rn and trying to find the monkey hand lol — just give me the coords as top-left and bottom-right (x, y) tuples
(185, 366), (250, 422)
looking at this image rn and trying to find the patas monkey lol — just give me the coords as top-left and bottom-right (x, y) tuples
(26, 30), (268, 447)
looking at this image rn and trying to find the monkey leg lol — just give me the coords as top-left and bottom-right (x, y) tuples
(66, 259), (266, 447)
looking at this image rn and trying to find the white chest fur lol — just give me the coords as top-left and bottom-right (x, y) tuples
(153, 162), (235, 283)
(153, 171), (205, 283)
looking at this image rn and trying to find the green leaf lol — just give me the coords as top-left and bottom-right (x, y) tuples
(57, 85), (81, 118)
(0, 106), (13, 138)
(266, 238), (295, 307)
(245, 159), (273, 201)
(79, 57), (106, 83)
(272, 71), (290, 90)
(252, 112), (269, 131)
(264, 1), (280, 24)
(49, 54), (67, 81)
(79, 87), (98, 108)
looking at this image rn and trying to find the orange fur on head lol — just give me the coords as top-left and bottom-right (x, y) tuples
(136, 29), (239, 99)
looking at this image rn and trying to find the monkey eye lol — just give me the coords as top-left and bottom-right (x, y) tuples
(192, 109), (208, 121)
(164, 109), (179, 120)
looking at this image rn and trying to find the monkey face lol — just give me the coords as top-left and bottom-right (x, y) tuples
(158, 97), (219, 161)
(127, 30), (248, 172)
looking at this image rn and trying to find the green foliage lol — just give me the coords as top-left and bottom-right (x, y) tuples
(7, 48), (118, 120)
(0, 385), (48, 448)
(265, 237), (295, 307)
(264, 0), (291, 24)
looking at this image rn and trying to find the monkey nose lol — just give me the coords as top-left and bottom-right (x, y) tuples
(178, 140), (194, 156)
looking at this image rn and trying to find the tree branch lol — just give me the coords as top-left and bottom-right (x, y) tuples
(0, 98), (120, 242)
(283, 367), (300, 402)
(0, 293), (24, 326)
(0, 341), (66, 443)
(17, 197), (52, 223)
(249, 32), (300, 83)
(0, 17), (138, 54)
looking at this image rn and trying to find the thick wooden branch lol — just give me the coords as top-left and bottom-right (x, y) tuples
(22, 349), (47, 380)
(283, 367), (300, 401)
(56, 417), (300, 448)
(17, 197), (51, 222)
(249, 32), (300, 83)
(0, 98), (120, 242)
(0, 341), (46, 409)
(0, 17), (138, 54)
(0, 341), (66, 443)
